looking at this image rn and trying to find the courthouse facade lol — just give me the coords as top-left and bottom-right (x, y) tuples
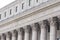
(0, 0), (60, 40)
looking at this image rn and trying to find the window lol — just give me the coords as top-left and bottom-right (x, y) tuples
(29, 0), (31, 6)
(22, 3), (24, 9)
(4, 12), (6, 17)
(16, 6), (18, 12)
(0, 14), (1, 19)
(10, 9), (12, 15)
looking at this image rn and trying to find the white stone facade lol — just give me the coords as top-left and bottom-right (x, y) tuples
(0, 0), (60, 40)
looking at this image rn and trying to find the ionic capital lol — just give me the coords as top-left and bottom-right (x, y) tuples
(6, 32), (12, 38)
(24, 25), (32, 33)
(1, 33), (6, 40)
(11, 30), (18, 37)
(40, 20), (48, 29)
(49, 17), (59, 27)
(19, 27), (24, 35)
(32, 22), (40, 31)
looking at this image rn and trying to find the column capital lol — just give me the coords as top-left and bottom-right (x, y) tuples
(5, 32), (12, 40)
(19, 27), (24, 35)
(24, 25), (32, 33)
(40, 20), (48, 29)
(49, 16), (58, 27)
(11, 30), (18, 37)
(7, 32), (12, 38)
(2, 33), (6, 40)
(2, 33), (6, 37)
(32, 22), (40, 31)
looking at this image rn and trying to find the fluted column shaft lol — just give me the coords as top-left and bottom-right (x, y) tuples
(50, 17), (58, 40)
(40, 20), (47, 40)
(1, 35), (3, 40)
(1, 34), (6, 40)
(32, 30), (38, 40)
(32, 23), (40, 40)
(24, 32), (30, 40)
(18, 28), (24, 40)
(12, 33), (15, 40)
(6, 32), (12, 40)
(24, 25), (32, 40)
(0, 35), (1, 40)
(12, 30), (18, 40)
(6, 35), (10, 40)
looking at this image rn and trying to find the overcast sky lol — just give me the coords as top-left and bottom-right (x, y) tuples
(0, 0), (15, 9)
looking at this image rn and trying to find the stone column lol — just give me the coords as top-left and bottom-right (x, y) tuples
(12, 30), (18, 40)
(6, 32), (12, 40)
(0, 35), (2, 40)
(32, 23), (40, 40)
(24, 25), (32, 40)
(18, 28), (24, 40)
(1, 33), (6, 40)
(0, 36), (1, 40)
(50, 17), (58, 40)
(40, 20), (47, 40)
(11, 31), (15, 40)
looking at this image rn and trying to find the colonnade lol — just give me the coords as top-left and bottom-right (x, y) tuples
(0, 16), (59, 40)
